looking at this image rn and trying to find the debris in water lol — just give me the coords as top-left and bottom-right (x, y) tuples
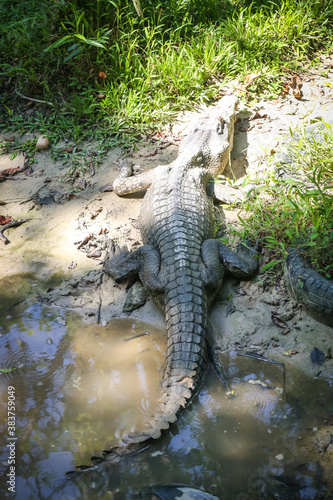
(55, 316), (66, 326)
(124, 331), (150, 342)
(151, 484), (220, 500)
(248, 379), (270, 388)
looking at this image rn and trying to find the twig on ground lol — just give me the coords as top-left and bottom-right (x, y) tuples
(0, 219), (31, 245)
(16, 91), (55, 107)
(0, 152), (32, 182)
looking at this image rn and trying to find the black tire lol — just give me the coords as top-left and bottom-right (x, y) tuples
(284, 248), (333, 326)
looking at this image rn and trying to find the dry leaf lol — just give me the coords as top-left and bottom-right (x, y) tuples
(0, 215), (11, 225)
(0, 167), (20, 178)
(243, 70), (262, 88)
(283, 349), (299, 356)
(271, 311), (288, 329)
(98, 71), (107, 79)
(283, 75), (303, 99)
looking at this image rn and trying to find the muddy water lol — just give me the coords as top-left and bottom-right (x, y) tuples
(0, 294), (332, 499)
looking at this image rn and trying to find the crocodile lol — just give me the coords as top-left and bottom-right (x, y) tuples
(70, 95), (259, 473)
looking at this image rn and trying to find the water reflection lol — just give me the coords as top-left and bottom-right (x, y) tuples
(0, 301), (332, 499)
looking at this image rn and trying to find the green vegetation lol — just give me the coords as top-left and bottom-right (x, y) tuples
(1, 0), (332, 142)
(230, 121), (333, 277)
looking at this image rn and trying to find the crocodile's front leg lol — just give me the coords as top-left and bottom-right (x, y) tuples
(113, 160), (169, 196)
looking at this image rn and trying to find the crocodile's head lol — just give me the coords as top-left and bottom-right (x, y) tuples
(178, 95), (239, 176)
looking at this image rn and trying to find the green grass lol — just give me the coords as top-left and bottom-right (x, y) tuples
(0, 0), (332, 142)
(229, 121), (333, 278)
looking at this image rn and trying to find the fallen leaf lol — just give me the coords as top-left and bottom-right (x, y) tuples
(283, 74), (303, 99)
(152, 131), (166, 140)
(0, 215), (11, 225)
(243, 70), (262, 88)
(0, 167), (20, 178)
(3, 136), (15, 142)
(97, 93), (105, 98)
(98, 71), (107, 79)
(283, 349), (299, 356)
(271, 311), (289, 329)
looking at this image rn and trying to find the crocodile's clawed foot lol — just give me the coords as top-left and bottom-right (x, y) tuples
(237, 239), (260, 275)
(103, 245), (130, 282)
(237, 239), (260, 259)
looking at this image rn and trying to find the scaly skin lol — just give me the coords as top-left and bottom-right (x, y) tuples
(70, 95), (259, 473)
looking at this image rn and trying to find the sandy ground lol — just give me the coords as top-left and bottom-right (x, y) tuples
(1, 60), (332, 469)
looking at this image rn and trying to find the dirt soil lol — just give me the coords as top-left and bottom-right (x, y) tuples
(1, 60), (333, 467)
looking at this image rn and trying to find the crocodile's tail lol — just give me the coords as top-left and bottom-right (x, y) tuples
(121, 326), (208, 444)
(284, 248), (333, 326)
(81, 291), (209, 470)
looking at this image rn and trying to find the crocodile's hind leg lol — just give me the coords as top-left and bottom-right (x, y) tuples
(219, 240), (259, 278)
(201, 239), (259, 288)
(113, 160), (169, 196)
(104, 244), (164, 294)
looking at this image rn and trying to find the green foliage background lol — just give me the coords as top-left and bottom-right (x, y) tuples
(1, 0), (332, 136)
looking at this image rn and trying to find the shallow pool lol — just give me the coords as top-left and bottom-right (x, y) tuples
(0, 296), (332, 499)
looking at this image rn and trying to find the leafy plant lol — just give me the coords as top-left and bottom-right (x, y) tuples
(231, 120), (333, 277)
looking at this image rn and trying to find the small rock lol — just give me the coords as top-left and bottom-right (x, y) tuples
(36, 136), (50, 150)
(123, 281), (149, 312)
